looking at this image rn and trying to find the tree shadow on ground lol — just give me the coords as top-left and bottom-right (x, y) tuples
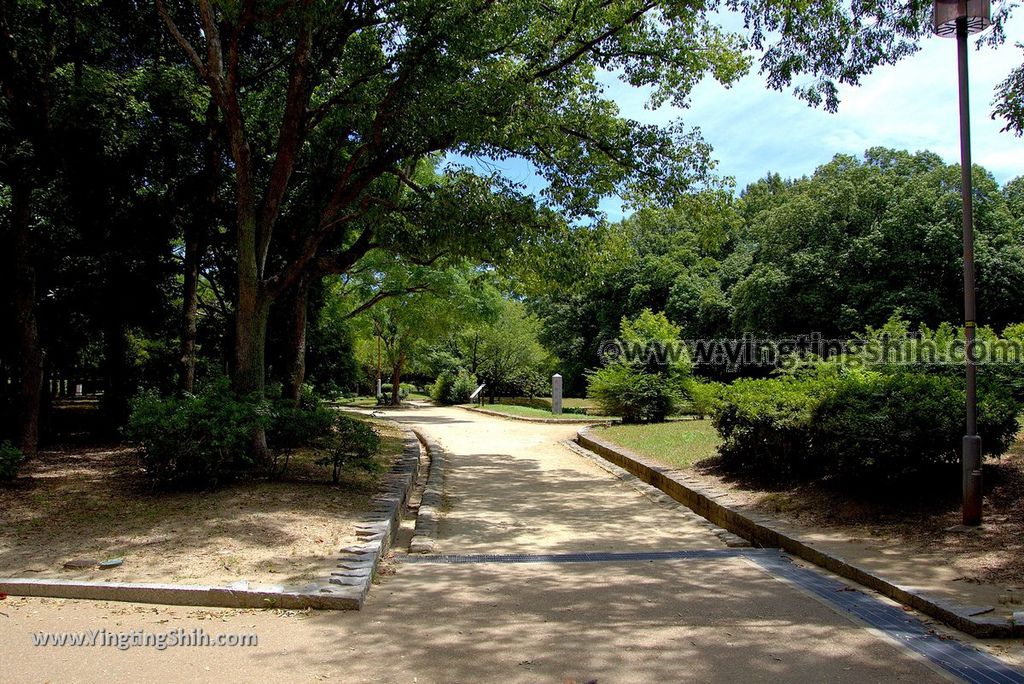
(0, 442), (390, 586)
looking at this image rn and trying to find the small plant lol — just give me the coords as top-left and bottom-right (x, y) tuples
(125, 378), (270, 489)
(0, 441), (25, 481)
(587, 310), (690, 424)
(317, 414), (381, 484)
(266, 393), (335, 478)
(431, 369), (477, 405)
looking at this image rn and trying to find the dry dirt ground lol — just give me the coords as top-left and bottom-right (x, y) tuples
(588, 420), (1024, 622)
(0, 419), (405, 586)
(691, 440), (1024, 621)
(0, 405), (1017, 682)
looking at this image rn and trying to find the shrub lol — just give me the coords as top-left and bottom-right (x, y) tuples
(451, 371), (477, 403)
(588, 364), (675, 423)
(380, 383), (410, 401)
(266, 392), (336, 477)
(317, 414), (381, 484)
(682, 379), (724, 419)
(587, 310), (690, 423)
(712, 368), (1021, 484)
(431, 370), (477, 405)
(430, 373), (454, 404)
(714, 376), (828, 479)
(0, 441), (25, 481)
(125, 379), (270, 489)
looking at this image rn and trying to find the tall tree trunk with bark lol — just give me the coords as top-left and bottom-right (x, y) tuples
(281, 277), (310, 406)
(179, 102), (219, 394)
(11, 179), (43, 456)
(179, 223), (202, 394)
(102, 320), (131, 432)
(233, 242), (271, 460)
(390, 357), (404, 406)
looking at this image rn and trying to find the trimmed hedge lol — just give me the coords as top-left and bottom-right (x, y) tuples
(713, 368), (1020, 484)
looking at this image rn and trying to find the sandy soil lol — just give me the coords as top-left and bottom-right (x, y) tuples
(591, 422), (1024, 622)
(0, 420), (404, 586)
(0, 406), (961, 683)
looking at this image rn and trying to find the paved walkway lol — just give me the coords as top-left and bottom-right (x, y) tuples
(0, 405), (1007, 682)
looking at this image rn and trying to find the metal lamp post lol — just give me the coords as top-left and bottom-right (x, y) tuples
(933, 0), (992, 526)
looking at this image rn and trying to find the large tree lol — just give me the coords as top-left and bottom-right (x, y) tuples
(151, 0), (943, 452)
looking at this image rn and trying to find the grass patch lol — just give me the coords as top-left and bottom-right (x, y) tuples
(595, 419), (721, 470)
(474, 403), (612, 420)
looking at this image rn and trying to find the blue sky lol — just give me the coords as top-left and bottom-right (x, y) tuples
(450, 14), (1024, 222)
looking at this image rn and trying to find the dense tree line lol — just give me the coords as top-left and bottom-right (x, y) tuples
(526, 149), (1024, 394)
(3, 0), (1021, 460)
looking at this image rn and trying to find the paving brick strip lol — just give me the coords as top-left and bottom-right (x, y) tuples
(0, 425), (423, 611)
(576, 426), (1023, 639)
(409, 431), (445, 553)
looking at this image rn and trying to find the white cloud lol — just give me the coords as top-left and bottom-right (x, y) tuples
(451, 15), (1024, 222)
(661, 23), (1024, 189)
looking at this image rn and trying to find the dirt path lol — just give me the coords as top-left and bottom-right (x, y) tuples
(0, 405), (1008, 682)
(390, 405), (725, 554)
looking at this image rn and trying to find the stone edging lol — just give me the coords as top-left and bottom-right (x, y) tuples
(409, 431), (446, 553)
(459, 404), (618, 425)
(0, 425), (422, 611)
(576, 427), (1022, 639)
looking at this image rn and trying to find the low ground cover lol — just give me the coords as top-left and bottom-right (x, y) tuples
(473, 401), (613, 420)
(597, 420), (720, 470)
(0, 417), (405, 586)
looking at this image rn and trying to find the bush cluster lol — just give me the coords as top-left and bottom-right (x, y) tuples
(587, 310), (690, 423)
(379, 382), (416, 402)
(127, 379), (381, 488)
(126, 379), (270, 488)
(431, 370), (477, 405)
(713, 367), (1020, 484)
(0, 441), (25, 481)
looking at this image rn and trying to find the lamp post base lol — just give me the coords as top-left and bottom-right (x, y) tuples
(963, 434), (983, 526)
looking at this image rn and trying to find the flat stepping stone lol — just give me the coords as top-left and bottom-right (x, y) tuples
(63, 559), (99, 569)
(98, 558), (124, 569)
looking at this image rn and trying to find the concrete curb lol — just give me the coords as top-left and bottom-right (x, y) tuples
(576, 427), (1022, 639)
(0, 425), (423, 611)
(409, 431), (446, 554)
(560, 439), (750, 548)
(458, 404), (618, 425)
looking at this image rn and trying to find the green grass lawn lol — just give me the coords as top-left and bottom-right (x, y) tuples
(595, 420), (721, 470)
(473, 403), (613, 420)
(332, 396), (380, 407)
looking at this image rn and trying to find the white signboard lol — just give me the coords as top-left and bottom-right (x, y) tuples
(469, 384), (486, 400)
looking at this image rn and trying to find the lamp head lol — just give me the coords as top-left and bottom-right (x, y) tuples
(933, 0), (993, 37)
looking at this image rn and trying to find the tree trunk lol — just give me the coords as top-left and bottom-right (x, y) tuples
(102, 321), (131, 432)
(233, 216), (271, 460)
(390, 358), (404, 406)
(281, 277), (310, 406)
(233, 287), (270, 456)
(179, 223), (201, 394)
(11, 179), (43, 457)
(179, 102), (219, 394)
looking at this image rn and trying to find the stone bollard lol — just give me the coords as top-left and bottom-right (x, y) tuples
(552, 374), (563, 415)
